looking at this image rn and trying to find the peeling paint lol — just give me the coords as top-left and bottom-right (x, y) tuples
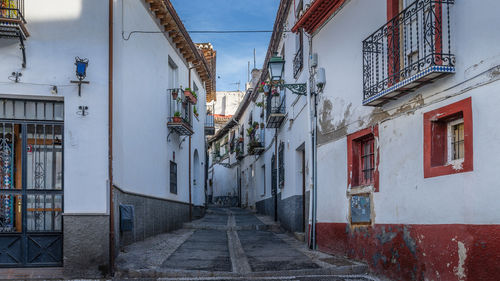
(394, 94), (425, 116)
(454, 241), (467, 281)
(317, 100), (351, 144)
(403, 227), (417, 256)
(450, 159), (464, 171)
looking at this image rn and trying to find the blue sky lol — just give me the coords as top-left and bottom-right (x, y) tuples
(170, 0), (280, 92)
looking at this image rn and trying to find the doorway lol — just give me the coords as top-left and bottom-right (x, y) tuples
(0, 122), (64, 267)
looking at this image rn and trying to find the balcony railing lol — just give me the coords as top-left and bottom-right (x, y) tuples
(248, 128), (265, 155)
(205, 114), (215, 135)
(1, 0), (28, 68)
(293, 47), (303, 79)
(167, 88), (193, 136)
(266, 92), (286, 128)
(362, 0), (455, 106)
(235, 139), (244, 160)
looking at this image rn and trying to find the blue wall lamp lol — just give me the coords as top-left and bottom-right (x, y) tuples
(70, 57), (89, 97)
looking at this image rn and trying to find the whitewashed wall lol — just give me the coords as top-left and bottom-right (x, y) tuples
(0, 0), (109, 213)
(313, 0), (500, 224)
(113, 0), (206, 206)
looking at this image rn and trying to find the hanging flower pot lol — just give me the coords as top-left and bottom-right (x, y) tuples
(184, 88), (197, 104)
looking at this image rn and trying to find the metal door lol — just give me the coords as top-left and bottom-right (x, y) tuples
(0, 121), (63, 267)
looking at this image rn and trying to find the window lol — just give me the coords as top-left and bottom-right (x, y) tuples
(271, 154), (277, 195)
(278, 141), (285, 188)
(170, 161), (177, 194)
(261, 165), (266, 196)
(294, 0), (304, 78)
(423, 98), (473, 178)
(347, 126), (379, 191)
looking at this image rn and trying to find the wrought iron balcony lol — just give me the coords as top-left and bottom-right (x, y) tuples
(167, 88), (193, 136)
(266, 92), (286, 128)
(362, 0), (455, 106)
(205, 114), (215, 135)
(293, 47), (303, 79)
(248, 128), (265, 155)
(1, 0), (28, 68)
(235, 140), (244, 160)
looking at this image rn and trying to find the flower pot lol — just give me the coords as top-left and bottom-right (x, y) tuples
(171, 90), (178, 100)
(184, 90), (197, 104)
(172, 116), (182, 123)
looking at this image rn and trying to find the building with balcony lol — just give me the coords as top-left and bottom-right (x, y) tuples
(290, 0), (500, 280)
(0, 0), (213, 277)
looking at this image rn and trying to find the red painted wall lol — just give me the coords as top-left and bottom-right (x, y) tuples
(316, 223), (500, 281)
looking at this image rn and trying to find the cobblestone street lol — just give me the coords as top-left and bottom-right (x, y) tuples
(115, 208), (377, 280)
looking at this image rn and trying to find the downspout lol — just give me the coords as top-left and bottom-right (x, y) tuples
(274, 129), (278, 221)
(306, 33), (318, 250)
(189, 136), (192, 221)
(108, 0), (115, 275)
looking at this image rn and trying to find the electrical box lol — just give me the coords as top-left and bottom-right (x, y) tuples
(311, 53), (318, 68)
(350, 195), (371, 224)
(316, 68), (326, 89)
(120, 204), (134, 232)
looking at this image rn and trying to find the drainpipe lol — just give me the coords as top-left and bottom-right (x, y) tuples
(189, 136), (192, 221)
(274, 129), (278, 221)
(306, 34), (318, 250)
(108, 0), (115, 275)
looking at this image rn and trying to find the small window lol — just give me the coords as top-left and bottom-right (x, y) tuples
(170, 161), (177, 194)
(261, 165), (266, 196)
(423, 98), (473, 178)
(278, 141), (285, 188)
(347, 126), (379, 191)
(448, 119), (464, 162)
(360, 137), (375, 186)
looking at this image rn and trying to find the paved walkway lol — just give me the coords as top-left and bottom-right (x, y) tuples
(116, 208), (377, 280)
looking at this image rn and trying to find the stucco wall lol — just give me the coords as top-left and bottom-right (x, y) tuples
(112, 0), (206, 207)
(0, 0), (109, 214)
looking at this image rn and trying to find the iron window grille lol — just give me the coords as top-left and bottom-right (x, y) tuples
(278, 141), (284, 188)
(362, 0), (455, 104)
(360, 137), (375, 185)
(169, 161), (177, 194)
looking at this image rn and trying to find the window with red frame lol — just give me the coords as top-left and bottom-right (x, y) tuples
(423, 98), (473, 178)
(347, 126), (379, 191)
(360, 137), (375, 185)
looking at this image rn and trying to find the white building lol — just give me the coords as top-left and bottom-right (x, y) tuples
(209, 0), (500, 280)
(206, 90), (245, 134)
(0, 0), (213, 277)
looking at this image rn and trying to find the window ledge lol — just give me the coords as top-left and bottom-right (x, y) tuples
(347, 185), (373, 196)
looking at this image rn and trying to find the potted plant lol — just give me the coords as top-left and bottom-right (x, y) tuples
(193, 106), (199, 117)
(260, 122), (265, 128)
(184, 88), (197, 104)
(173, 111), (182, 123)
(256, 102), (263, 108)
(171, 88), (179, 100)
(252, 121), (259, 129)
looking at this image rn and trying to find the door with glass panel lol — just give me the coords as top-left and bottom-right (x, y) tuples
(0, 99), (63, 267)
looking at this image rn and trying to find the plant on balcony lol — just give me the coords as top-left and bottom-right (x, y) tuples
(184, 88), (197, 104)
(171, 88), (179, 100)
(256, 102), (264, 108)
(173, 111), (182, 123)
(246, 127), (254, 137)
(193, 106), (199, 117)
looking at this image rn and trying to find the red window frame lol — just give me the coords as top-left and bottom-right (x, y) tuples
(347, 126), (379, 192)
(423, 97), (473, 178)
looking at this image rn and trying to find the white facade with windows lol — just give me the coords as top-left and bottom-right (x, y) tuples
(0, 0), (212, 276)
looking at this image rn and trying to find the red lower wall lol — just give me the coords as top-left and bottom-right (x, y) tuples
(316, 223), (500, 281)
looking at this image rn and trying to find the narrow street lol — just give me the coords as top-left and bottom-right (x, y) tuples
(115, 208), (376, 280)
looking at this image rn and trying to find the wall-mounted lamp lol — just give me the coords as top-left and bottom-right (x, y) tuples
(267, 53), (307, 96)
(70, 57), (90, 97)
(51, 85), (58, 95)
